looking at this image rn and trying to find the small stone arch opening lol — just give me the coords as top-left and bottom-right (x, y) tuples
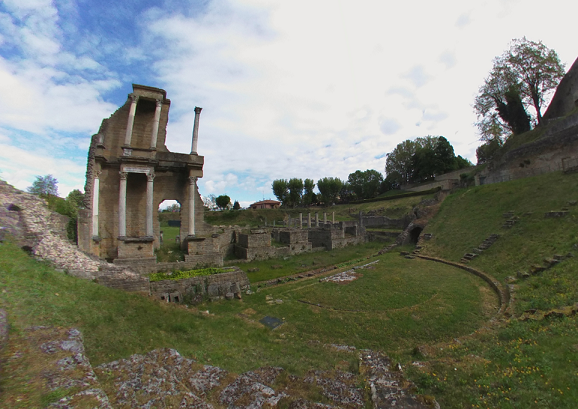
(409, 227), (423, 244)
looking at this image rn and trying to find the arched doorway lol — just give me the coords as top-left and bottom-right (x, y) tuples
(409, 226), (423, 245)
(157, 200), (184, 262)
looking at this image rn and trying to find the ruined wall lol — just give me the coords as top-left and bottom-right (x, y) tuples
(362, 216), (406, 229)
(149, 268), (250, 302)
(477, 117), (578, 185)
(308, 228), (345, 249)
(79, 85), (208, 265)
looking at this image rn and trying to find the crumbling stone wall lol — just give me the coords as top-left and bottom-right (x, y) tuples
(149, 267), (250, 302)
(477, 116), (578, 185)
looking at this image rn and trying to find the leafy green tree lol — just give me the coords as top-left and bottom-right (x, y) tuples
(303, 179), (316, 206)
(317, 177), (343, 205)
(27, 174), (58, 197)
(339, 182), (356, 202)
(508, 38), (565, 125)
(272, 179), (289, 206)
(287, 178), (304, 207)
(474, 38), (565, 140)
(215, 195), (231, 210)
(385, 137), (437, 185)
(476, 138), (503, 164)
(347, 170), (384, 200)
(66, 189), (85, 210)
(233, 200), (241, 210)
(411, 136), (471, 183)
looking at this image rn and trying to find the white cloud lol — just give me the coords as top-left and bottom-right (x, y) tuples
(0, 0), (577, 205)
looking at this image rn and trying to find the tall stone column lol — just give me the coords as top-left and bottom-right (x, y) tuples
(124, 94), (139, 146)
(146, 171), (155, 237)
(118, 171), (127, 238)
(188, 177), (197, 236)
(299, 213), (303, 229)
(191, 107), (203, 154)
(323, 212), (327, 224)
(92, 171), (101, 238)
(308, 213), (311, 228)
(332, 212), (335, 224)
(150, 100), (162, 149)
(315, 212), (319, 227)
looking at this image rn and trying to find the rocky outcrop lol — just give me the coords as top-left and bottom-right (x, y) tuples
(0, 179), (147, 290)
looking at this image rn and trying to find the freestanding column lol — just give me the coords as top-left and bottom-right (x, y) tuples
(288, 215), (292, 228)
(190, 107), (203, 154)
(92, 171), (101, 237)
(332, 212), (335, 224)
(299, 213), (303, 229)
(315, 212), (319, 227)
(188, 177), (197, 236)
(323, 212), (327, 224)
(146, 171), (155, 237)
(118, 171), (127, 237)
(150, 99), (162, 149)
(124, 94), (139, 146)
(308, 213), (311, 228)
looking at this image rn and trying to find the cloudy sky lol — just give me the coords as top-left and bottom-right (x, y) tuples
(0, 0), (576, 207)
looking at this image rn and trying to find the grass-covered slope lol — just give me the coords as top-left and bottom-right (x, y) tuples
(412, 171), (578, 408)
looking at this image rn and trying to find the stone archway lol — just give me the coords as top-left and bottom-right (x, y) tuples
(409, 226), (423, 244)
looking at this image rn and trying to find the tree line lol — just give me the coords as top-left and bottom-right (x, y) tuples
(272, 135), (472, 208)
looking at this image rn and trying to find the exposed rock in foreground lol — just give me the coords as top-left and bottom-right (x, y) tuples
(2, 320), (437, 408)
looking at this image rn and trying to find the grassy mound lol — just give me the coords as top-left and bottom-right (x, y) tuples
(412, 170), (578, 408)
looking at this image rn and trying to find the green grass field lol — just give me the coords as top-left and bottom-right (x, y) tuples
(0, 238), (492, 407)
(2, 171), (578, 408)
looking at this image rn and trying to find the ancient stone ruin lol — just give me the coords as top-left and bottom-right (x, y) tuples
(78, 84), (213, 268)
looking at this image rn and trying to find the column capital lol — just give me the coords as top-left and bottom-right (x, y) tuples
(189, 176), (197, 185)
(119, 171), (128, 180)
(147, 171), (155, 182)
(155, 99), (163, 108)
(194, 106), (203, 114)
(129, 93), (139, 103)
(94, 170), (102, 178)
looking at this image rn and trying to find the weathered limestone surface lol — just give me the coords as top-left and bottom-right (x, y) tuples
(0, 180), (101, 278)
(0, 179), (149, 290)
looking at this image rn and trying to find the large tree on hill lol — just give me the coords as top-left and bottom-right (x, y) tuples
(272, 179), (289, 206)
(27, 175), (58, 197)
(215, 195), (231, 210)
(385, 136), (470, 186)
(317, 177), (343, 205)
(474, 38), (564, 141)
(302, 179), (316, 206)
(347, 170), (384, 200)
(287, 178), (304, 207)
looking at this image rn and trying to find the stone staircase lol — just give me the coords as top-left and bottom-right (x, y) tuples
(460, 234), (499, 264)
